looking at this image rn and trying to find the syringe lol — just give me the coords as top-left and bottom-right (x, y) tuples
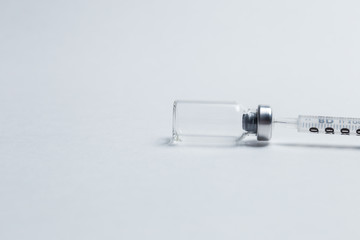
(172, 100), (360, 143)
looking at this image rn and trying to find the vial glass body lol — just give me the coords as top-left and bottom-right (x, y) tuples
(172, 101), (249, 144)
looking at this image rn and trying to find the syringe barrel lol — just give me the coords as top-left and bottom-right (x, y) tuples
(297, 115), (360, 135)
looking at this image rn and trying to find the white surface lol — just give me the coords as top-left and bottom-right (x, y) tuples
(1, 0), (360, 239)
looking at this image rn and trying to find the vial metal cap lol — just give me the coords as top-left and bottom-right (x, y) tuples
(257, 105), (272, 141)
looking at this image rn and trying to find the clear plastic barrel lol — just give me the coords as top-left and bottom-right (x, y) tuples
(297, 115), (360, 136)
(172, 101), (248, 144)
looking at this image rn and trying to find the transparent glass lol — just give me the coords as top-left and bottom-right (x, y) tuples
(172, 100), (249, 144)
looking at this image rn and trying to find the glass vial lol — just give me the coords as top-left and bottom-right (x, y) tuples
(172, 101), (250, 144)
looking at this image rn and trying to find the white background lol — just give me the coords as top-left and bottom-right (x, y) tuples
(1, 0), (360, 239)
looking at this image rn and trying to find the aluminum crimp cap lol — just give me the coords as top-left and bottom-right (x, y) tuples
(256, 105), (272, 141)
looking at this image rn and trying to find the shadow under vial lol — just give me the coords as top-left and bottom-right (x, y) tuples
(157, 138), (360, 150)
(157, 137), (269, 148)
